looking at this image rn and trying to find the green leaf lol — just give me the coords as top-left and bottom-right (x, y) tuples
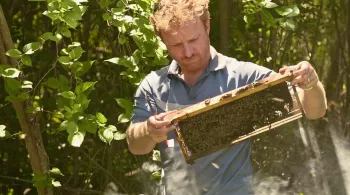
(69, 47), (84, 60)
(60, 91), (76, 99)
(80, 118), (97, 134)
(75, 82), (97, 94)
(116, 98), (133, 114)
(71, 61), (83, 74)
(59, 75), (70, 91)
(100, 0), (111, 8)
(98, 128), (114, 144)
(59, 121), (69, 131)
(117, 0), (127, 8)
(106, 125), (117, 132)
(22, 80), (33, 89)
(46, 77), (60, 89)
(33, 172), (51, 188)
(275, 5), (299, 17)
(261, 1), (278, 9)
(68, 132), (85, 147)
(279, 19), (297, 30)
(58, 56), (71, 65)
(0, 125), (6, 138)
(118, 35), (127, 45)
(50, 167), (64, 176)
(261, 9), (275, 27)
(40, 32), (53, 41)
(67, 121), (78, 134)
(5, 92), (29, 102)
(244, 14), (254, 24)
(6, 49), (22, 58)
(23, 42), (41, 55)
(96, 112), (107, 123)
(68, 42), (81, 48)
(105, 57), (133, 67)
(114, 131), (126, 140)
(60, 26), (72, 38)
(63, 11), (80, 28)
(2, 68), (20, 78)
(21, 55), (32, 66)
(0, 64), (11, 72)
(75, 61), (94, 77)
(49, 34), (63, 42)
(4, 78), (21, 95)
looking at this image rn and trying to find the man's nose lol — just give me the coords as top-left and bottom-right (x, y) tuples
(183, 43), (193, 58)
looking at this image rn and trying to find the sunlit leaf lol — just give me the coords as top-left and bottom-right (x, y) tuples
(105, 57), (133, 67)
(114, 131), (126, 140)
(118, 113), (130, 123)
(75, 82), (97, 94)
(116, 98), (133, 113)
(58, 56), (71, 65)
(98, 128), (114, 144)
(23, 42), (41, 55)
(2, 68), (20, 78)
(40, 32), (53, 41)
(52, 180), (62, 187)
(0, 125), (6, 138)
(275, 5), (299, 17)
(96, 112), (107, 123)
(75, 61), (94, 77)
(280, 19), (297, 30)
(50, 167), (64, 176)
(68, 132), (85, 147)
(60, 91), (76, 99)
(69, 47), (84, 60)
(22, 80), (33, 89)
(6, 49), (22, 58)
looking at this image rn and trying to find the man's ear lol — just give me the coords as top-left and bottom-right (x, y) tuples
(205, 19), (210, 35)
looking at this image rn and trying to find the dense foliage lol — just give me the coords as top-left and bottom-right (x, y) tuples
(0, 0), (349, 194)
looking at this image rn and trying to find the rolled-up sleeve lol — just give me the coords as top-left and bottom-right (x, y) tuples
(130, 77), (154, 124)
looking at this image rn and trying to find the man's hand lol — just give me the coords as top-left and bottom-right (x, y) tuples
(279, 61), (319, 90)
(146, 111), (177, 143)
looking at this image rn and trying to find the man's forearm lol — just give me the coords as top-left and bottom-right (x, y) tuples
(300, 81), (327, 119)
(127, 121), (157, 155)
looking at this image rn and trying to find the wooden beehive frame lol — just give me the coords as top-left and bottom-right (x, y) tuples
(164, 71), (305, 164)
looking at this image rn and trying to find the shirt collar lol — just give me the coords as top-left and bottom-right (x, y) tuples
(167, 46), (226, 75)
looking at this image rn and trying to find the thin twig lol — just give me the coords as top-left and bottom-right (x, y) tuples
(81, 150), (127, 193)
(0, 175), (33, 183)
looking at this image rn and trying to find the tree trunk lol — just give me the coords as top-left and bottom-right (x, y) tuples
(219, 0), (231, 55)
(0, 4), (53, 195)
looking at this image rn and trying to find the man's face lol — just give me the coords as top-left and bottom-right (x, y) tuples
(160, 18), (211, 73)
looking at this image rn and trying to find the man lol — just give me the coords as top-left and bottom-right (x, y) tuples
(126, 0), (327, 194)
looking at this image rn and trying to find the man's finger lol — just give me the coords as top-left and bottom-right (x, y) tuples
(292, 67), (308, 78)
(279, 66), (288, 74)
(155, 110), (178, 120)
(149, 125), (176, 135)
(291, 75), (304, 85)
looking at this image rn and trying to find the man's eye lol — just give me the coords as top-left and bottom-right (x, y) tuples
(172, 43), (181, 47)
(190, 38), (198, 42)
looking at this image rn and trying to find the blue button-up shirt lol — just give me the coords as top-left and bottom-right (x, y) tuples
(131, 46), (273, 195)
